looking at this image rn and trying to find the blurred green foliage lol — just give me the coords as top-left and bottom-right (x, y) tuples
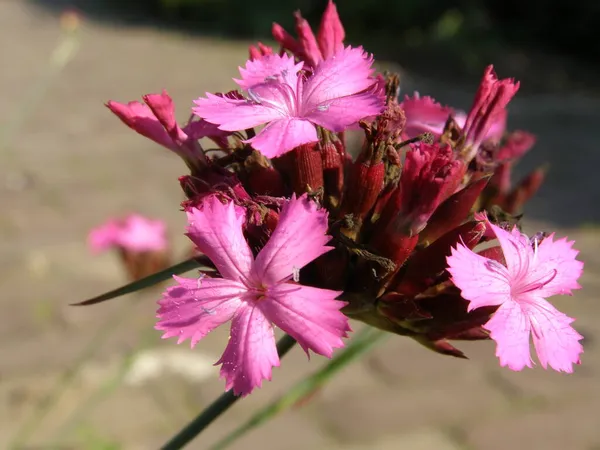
(148, 0), (598, 59)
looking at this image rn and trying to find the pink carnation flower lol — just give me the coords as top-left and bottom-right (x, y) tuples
(447, 219), (584, 372)
(193, 47), (385, 158)
(88, 214), (168, 253)
(156, 195), (350, 396)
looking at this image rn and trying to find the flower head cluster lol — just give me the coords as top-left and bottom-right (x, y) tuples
(103, 1), (585, 395)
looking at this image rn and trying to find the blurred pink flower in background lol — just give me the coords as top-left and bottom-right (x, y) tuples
(88, 214), (168, 253)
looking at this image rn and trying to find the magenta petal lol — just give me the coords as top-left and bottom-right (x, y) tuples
(305, 91), (385, 131)
(217, 305), (279, 397)
(261, 283), (348, 358)
(302, 47), (376, 108)
(317, 0), (345, 59)
(186, 197), (254, 283)
(254, 195), (332, 284)
(244, 118), (318, 158)
(156, 275), (244, 346)
(235, 53), (303, 91)
(193, 93), (283, 131)
(143, 90), (188, 146)
(106, 100), (176, 150)
(484, 300), (534, 371)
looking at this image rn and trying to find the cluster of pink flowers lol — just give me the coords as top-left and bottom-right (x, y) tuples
(103, 0), (584, 396)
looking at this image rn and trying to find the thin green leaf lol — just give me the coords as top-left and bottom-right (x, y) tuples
(72, 257), (213, 306)
(210, 328), (386, 450)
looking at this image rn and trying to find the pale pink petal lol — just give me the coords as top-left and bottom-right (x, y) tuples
(302, 47), (376, 109)
(217, 304), (279, 396)
(185, 197), (254, 283)
(106, 100), (176, 150)
(487, 223), (533, 280)
(261, 283), (349, 357)
(156, 275), (244, 346)
(484, 300), (534, 370)
(234, 53), (303, 91)
(524, 296), (583, 372)
(305, 90), (385, 131)
(447, 243), (511, 311)
(254, 195), (332, 284)
(88, 220), (120, 253)
(193, 93), (283, 131)
(244, 118), (318, 158)
(531, 234), (584, 297)
(116, 214), (168, 252)
(244, 81), (297, 117)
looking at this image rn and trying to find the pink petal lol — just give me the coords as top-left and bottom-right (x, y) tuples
(526, 296), (583, 372)
(400, 93), (461, 139)
(484, 300), (534, 371)
(143, 90), (188, 146)
(183, 118), (231, 149)
(116, 214), (168, 252)
(447, 243), (511, 310)
(106, 100), (176, 150)
(156, 275), (244, 346)
(88, 219), (120, 253)
(234, 53), (303, 91)
(302, 47), (377, 109)
(185, 197), (254, 283)
(531, 234), (584, 297)
(254, 195), (332, 284)
(217, 304), (279, 397)
(305, 90), (386, 131)
(193, 93), (283, 131)
(487, 222), (533, 280)
(244, 118), (318, 158)
(261, 283), (349, 357)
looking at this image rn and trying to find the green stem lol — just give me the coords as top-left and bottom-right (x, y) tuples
(210, 328), (385, 450)
(160, 334), (298, 450)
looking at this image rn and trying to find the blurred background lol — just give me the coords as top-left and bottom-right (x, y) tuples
(1, 0), (599, 449)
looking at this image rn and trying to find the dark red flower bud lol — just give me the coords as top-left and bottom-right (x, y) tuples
(292, 143), (324, 195)
(504, 166), (546, 213)
(419, 176), (490, 244)
(392, 220), (486, 296)
(496, 130), (536, 161)
(381, 143), (466, 238)
(243, 151), (286, 196)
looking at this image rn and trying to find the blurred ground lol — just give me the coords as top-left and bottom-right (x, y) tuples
(1, 2), (599, 449)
